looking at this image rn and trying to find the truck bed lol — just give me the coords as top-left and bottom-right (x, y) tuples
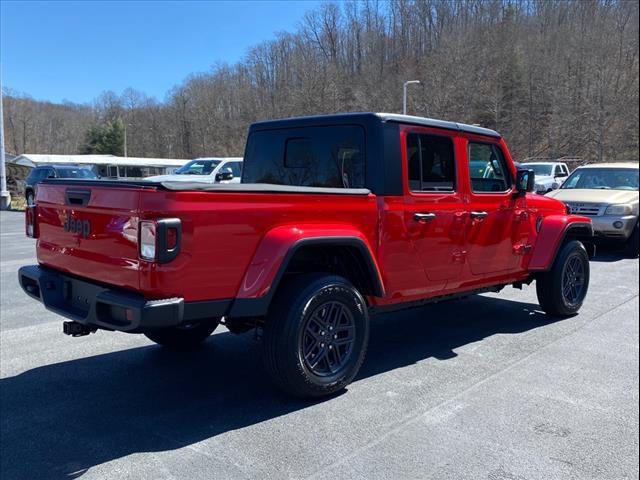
(34, 179), (378, 302)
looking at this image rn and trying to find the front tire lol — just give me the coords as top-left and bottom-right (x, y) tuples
(144, 318), (220, 349)
(262, 274), (369, 398)
(536, 240), (590, 317)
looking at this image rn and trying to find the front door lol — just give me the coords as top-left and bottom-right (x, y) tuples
(402, 128), (467, 294)
(463, 138), (525, 276)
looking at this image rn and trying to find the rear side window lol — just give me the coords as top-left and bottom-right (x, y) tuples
(468, 143), (511, 193)
(407, 133), (456, 192)
(226, 161), (243, 177)
(242, 125), (365, 188)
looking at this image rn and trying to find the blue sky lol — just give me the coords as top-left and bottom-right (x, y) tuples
(0, 0), (320, 104)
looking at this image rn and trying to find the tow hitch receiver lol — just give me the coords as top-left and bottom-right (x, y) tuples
(63, 321), (97, 337)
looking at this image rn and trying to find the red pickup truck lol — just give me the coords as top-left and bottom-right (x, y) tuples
(19, 113), (594, 397)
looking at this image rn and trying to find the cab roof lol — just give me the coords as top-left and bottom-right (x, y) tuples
(250, 112), (501, 138)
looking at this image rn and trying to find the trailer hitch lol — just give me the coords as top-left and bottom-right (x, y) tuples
(63, 321), (97, 337)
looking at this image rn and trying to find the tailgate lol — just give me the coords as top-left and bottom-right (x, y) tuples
(35, 182), (144, 292)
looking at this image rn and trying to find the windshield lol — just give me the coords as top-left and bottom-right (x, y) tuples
(175, 159), (221, 175)
(56, 168), (98, 179)
(561, 168), (639, 191)
(526, 164), (553, 176)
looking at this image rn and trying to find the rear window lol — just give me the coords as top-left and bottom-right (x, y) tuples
(55, 168), (97, 179)
(242, 125), (365, 188)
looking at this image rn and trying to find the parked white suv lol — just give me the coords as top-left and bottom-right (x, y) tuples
(523, 162), (570, 194)
(147, 157), (243, 183)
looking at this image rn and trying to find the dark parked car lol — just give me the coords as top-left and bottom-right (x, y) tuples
(25, 165), (98, 205)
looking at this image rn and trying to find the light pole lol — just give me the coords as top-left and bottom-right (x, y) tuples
(123, 122), (133, 157)
(403, 80), (421, 116)
(0, 65), (11, 210)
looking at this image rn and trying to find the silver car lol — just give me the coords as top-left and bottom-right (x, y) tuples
(546, 162), (639, 257)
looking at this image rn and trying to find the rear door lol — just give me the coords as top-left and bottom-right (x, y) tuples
(462, 137), (525, 277)
(401, 126), (467, 294)
(36, 183), (142, 291)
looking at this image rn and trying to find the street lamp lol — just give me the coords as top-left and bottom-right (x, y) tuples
(403, 80), (421, 116)
(123, 122), (133, 157)
(0, 64), (11, 210)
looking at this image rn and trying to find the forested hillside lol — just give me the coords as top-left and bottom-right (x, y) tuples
(3, 0), (638, 162)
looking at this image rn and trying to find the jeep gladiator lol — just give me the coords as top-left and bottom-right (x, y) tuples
(19, 113), (594, 397)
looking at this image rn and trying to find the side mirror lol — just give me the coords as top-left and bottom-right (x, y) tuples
(215, 168), (234, 182)
(516, 169), (535, 194)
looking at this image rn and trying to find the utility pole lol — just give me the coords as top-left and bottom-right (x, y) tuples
(403, 80), (421, 116)
(0, 65), (11, 210)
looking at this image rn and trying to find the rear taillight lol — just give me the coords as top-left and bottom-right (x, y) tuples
(139, 218), (181, 263)
(25, 206), (38, 238)
(139, 221), (156, 260)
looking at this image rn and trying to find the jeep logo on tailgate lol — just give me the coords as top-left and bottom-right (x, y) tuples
(63, 212), (91, 238)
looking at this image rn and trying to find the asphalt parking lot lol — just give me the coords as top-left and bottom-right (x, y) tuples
(1, 209), (638, 480)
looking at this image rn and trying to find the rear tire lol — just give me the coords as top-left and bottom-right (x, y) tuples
(262, 274), (369, 398)
(536, 240), (590, 317)
(144, 318), (220, 349)
(623, 223), (639, 258)
(26, 191), (34, 206)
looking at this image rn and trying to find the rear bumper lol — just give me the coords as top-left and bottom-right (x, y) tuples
(18, 265), (231, 332)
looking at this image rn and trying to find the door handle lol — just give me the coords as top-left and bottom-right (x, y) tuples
(470, 211), (488, 220)
(414, 212), (436, 222)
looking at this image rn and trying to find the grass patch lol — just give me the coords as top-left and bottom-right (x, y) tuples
(10, 195), (27, 211)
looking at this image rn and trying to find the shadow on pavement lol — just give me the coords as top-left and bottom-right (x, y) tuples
(0, 295), (558, 479)
(590, 245), (635, 263)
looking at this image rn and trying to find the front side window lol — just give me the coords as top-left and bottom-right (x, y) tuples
(226, 162), (243, 177)
(407, 133), (455, 192)
(468, 143), (511, 193)
(242, 125), (365, 188)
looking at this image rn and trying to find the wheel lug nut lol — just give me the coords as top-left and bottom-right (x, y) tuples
(320, 343), (325, 347)
(329, 345), (333, 349)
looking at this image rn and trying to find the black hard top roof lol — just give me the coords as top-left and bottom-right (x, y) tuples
(250, 112), (501, 138)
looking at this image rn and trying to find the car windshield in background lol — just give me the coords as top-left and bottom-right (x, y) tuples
(57, 168), (98, 179)
(175, 160), (221, 175)
(527, 164), (553, 176)
(561, 168), (639, 191)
